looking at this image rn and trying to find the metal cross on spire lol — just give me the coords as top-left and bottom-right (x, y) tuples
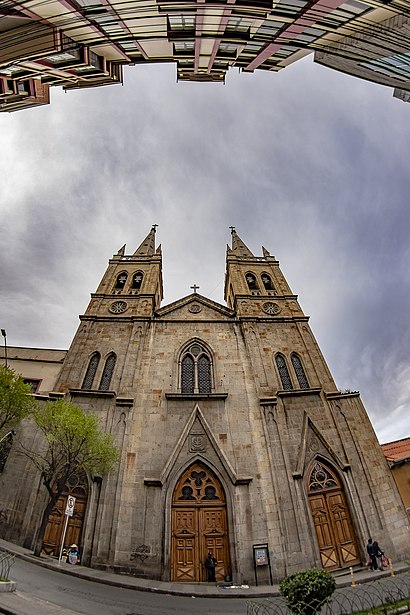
(190, 284), (200, 294)
(151, 224), (158, 232)
(229, 226), (236, 233)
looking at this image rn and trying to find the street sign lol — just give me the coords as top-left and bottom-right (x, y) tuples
(65, 496), (76, 517)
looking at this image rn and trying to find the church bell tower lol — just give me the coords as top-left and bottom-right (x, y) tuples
(224, 228), (304, 320)
(84, 225), (163, 319)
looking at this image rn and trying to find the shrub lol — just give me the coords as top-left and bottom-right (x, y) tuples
(279, 567), (336, 615)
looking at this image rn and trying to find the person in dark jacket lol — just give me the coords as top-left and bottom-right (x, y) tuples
(372, 541), (384, 570)
(366, 538), (376, 570)
(204, 552), (217, 582)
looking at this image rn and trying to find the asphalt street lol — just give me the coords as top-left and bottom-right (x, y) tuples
(7, 558), (250, 615)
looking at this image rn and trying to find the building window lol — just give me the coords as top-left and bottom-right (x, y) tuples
(82, 352), (100, 390)
(23, 378), (42, 393)
(291, 353), (309, 389)
(275, 354), (293, 390)
(245, 272), (258, 291)
(181, 355), (195, 393)
(132, 271), (143, 290)
(198, 355), (211, 394)
(261, 273), (275, 291)
(99, 353), (116, 391)
(180, 343), (213, 394)
(115, 272), (128, 290)
(169, 14), (195, 30)
(308, 461), (338, 492)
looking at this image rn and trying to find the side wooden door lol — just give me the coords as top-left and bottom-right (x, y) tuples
(42, 471), (88, 556)
(308, 461), (359, 570)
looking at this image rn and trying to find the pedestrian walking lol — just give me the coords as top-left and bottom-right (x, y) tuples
(373, 541), (384, 570)
(366, 538), (376, 570)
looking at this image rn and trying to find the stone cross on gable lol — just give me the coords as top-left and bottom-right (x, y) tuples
(191, 284), (200, 294)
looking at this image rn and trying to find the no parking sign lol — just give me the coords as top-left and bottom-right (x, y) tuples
(65, 496), (76, 516)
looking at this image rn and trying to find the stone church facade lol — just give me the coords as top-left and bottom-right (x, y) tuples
(1, 227), (409, 584)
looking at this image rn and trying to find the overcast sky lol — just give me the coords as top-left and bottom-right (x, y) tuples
(1, 56), (409, 445)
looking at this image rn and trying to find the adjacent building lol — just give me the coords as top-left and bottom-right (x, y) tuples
(1, 0), (410, 111)
(382, 438), (410, 524)
(0, 227), (409, 584)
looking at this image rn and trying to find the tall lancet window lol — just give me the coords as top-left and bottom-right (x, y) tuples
(261, 273), (275, 291)
(245, 272), (258, 291)
(99, 353), (116, 391)
(275, 354), (293, 390)
(132, 271), (144, 290)
(198, 355), (211, 394)
(291, 353), (309, 389)
(82, 352), (100, 390)
(180, 343), (213, 394)
(115, 272), (128, 290)
(181, 355), (195, 394)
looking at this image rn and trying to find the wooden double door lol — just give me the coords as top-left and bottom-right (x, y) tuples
(42, 471), (88, 556)
(308, 461), (360, 570)
(171, 463), (230, 582)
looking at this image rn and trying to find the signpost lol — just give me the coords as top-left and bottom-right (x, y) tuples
(58, 496), (76, 563)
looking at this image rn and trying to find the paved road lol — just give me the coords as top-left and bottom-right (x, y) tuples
(7, 558), (250, 615)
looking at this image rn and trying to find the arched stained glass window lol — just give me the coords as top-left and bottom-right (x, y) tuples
(275, 354), (293, 390)
(132, 271), (143, 289)
(99, 353), (116, 391)
(308, 461), (338, 493)
(245, 272), (258, 290)
(291, 353), (309, 389)
(82, 352), (100, 390)
(198, 354), (211, 394)
(181, 355), (195, 394)
(115, 272), (128, 290)
(180, 343), (213, 394)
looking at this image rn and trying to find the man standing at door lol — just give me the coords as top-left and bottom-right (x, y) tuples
(205, 552), (217, 582)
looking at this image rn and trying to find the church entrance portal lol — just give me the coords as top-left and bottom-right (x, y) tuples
(308, 461), (360, 570)
(42, 471), (88, 556)
(171, 463), (230, 582)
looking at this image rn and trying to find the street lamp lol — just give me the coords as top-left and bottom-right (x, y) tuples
(1, 329), (7, 367)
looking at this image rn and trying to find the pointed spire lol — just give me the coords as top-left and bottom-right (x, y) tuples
(133, 225), (157, 257)
(228, 228), (254, 257)
(116, 244), (126, 256)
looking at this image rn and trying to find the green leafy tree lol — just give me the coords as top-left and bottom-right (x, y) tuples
(0, 365), (36, 439)
(279, 568), (336, 615)
(20, 398), (119, 557)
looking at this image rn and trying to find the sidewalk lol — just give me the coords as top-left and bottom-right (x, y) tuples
(0, 537), (409, 615)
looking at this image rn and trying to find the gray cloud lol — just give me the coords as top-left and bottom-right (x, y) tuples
(0, 58), (409, 444)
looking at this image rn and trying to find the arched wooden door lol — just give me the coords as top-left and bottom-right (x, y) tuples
(308, 460), (360, 570)
(42, 471), (88, 556)
(171, 463), (230, 582)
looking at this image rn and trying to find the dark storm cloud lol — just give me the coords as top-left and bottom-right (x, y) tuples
(0, 57), (409, 443)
